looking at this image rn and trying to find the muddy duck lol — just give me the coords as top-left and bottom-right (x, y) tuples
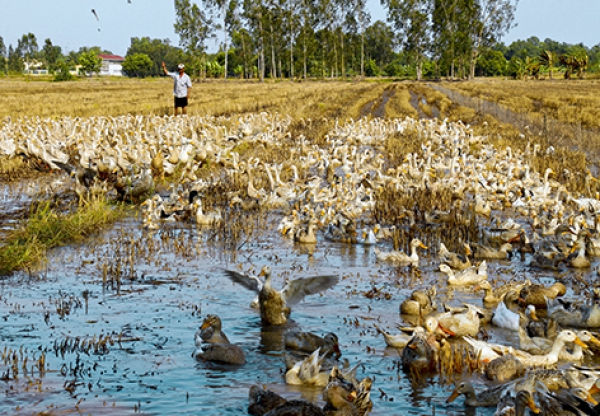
(284, 331), (342, 358)
(472, 242), (513, 260)
(528, 251), (566, 270)
(485, 354), (525, 382)
(400, 287), (437, 315)
(446, 380), (504, 407)
(439, 242), (471, 271)
(224, 266), (338, 326)
(324, 385), (359, 416)
(439, 261), (487, 286)
(248, 385), (325, 416)
(518, 282), (567, 309)
(401, 330), (438, 374)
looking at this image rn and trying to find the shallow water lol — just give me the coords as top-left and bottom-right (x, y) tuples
(1, 212), (598, 415)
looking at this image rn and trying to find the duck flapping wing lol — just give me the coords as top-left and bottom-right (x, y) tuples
(281, 274), (339, 305)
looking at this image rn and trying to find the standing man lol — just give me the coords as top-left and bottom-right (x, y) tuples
(162, 61), (192, 116)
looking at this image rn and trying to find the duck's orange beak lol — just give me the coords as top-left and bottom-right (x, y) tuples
(200, 321), (210, 330)
(446, 389), (460, 403)
(419, 242), (428, 249)
(588, 335), (600, 347)
(529, 309), (539, 321)
(586, 392), (599, 406)
(574, 336), (588, 349)
(438, 322), (456, 337)
(589, 381), (600, 396)
(527, 397), (541, 414)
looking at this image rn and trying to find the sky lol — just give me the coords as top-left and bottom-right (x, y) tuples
(0, 0), (599, 57)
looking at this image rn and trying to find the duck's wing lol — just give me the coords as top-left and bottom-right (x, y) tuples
(52, 160), (75, 175)
(222, 269), (263, 293)
(281, 275), (339, 305)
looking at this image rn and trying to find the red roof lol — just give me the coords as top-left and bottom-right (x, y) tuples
(98, 54), (124, 61)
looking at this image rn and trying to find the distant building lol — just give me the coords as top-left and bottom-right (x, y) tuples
(98, 54), (124, 76)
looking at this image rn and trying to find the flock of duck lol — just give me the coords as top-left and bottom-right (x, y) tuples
(5, 110), (600, 415)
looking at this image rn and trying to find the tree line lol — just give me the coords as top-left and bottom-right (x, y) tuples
(1, 0), (599, 81)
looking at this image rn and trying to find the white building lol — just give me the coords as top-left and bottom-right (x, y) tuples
(98, 54), (124, 76)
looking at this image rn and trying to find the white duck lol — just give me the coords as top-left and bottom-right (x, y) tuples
(373, 238), (427, 264)
(440, 261), (487, 286)
(464, 330), (587, 366)
(492, 291), (522, 331)
(285, 348), (329, 387)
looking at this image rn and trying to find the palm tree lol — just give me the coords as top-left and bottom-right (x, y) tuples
(539, 50), (555, 79)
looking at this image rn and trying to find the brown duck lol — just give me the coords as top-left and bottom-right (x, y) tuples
(284, 331), (342, 358)
(248, 385), (325, 416)
(224, 265), (338, 326)
(518, 282), (567, 309)
(198, 314), (231, 344)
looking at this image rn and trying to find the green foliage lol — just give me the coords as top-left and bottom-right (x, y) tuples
(7, 45), (24, 73)
(127, 37), (187, 76)
(0, 197), (124, 275)
(477, 50), (508, 76)
(42, 38), (62, 73)
(205, 59), (223, 77)
(507, 56), (526, 79)
(174, 0), (213, 75)
(53, 60), (74, 81)
(122, 53), (154, 77)
(364, 59), (380, 76)
(78, 51), (102, 76)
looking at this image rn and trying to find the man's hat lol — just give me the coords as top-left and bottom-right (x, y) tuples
(178, 64), (185, 69)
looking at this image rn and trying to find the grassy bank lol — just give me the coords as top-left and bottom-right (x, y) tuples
(0, 195), (125, 275)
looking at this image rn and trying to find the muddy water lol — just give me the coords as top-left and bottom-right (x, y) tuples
(1, 212), (598, 415)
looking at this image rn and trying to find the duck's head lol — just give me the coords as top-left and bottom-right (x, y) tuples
(323, 333), (342, 358)
(559, 330), (588, 348)
(200, 314), (222, 331)
(515, 390), (540, 414)
(412, 239), (428, 250)
(576, 330), (600, 347)
(446, 381), (474, 403)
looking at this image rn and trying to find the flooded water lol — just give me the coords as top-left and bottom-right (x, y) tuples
(2, 207), (598, 415)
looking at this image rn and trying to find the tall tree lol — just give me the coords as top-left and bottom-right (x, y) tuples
(348, 0), (370, 78)
(432, 0), (475, 78)
(384, 0), (431, 80)
(202, 0), (239, 78)
(17, 32), (38, 72)
(174, 0), (215, 77)
(243, 0), (267, 81)
(7, 45), (24, 73)
(0, 36), (6, 75)
(42, 38), (62, 73)
(467, 0), (518, 79)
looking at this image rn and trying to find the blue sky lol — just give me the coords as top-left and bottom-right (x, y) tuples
(1, 0), (599, 56)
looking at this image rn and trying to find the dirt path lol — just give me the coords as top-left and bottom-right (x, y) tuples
(359, 86), (396, 119)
